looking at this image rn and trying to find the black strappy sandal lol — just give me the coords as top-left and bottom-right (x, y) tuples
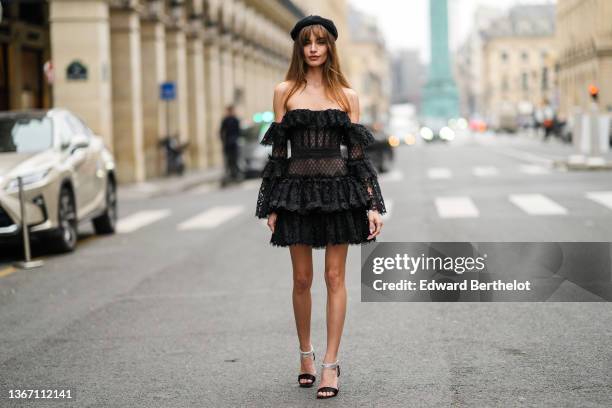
(316, 360), (340, 399)
(298, 345), (316, 388)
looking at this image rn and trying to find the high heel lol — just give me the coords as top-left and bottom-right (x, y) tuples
(316, 360), (340, 399)
(298, 345), (316, 388)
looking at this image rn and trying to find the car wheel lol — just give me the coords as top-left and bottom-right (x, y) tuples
(49, 185), (78, 253)
(92, 176), (117, 234)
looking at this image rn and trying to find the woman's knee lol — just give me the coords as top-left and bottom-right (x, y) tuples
(293, 272), (313, 292)
(324, 267), (345, 291)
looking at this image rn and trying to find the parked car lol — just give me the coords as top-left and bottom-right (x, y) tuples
(0, 108), (117, 253)
(237, 122), (272, 179)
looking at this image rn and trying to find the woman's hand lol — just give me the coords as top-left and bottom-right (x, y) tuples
(267, 212), (278, 233)
(367, 209), (383, 239)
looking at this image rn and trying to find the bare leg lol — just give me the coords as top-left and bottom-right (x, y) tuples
(318, 243), (348, 397)
(289, 244), (315, 384)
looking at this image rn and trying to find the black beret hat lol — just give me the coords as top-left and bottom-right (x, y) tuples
(290, 15), (338, 41)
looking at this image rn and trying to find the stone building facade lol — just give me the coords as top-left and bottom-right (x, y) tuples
(557, 0), (612, 118)
(481, 4), (557, 129)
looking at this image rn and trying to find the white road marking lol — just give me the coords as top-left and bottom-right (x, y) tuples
(428, 167), (452, 179)
(379, 169), (404, 183)
(519, 164), (551, 175)
(177, 205), (244, 230)
(117, 209), (171, 233)
(435, 196), (479, 218)
(585, 191), (612, 210)
(509, 194), (567, 215)
(472, 166), (499, 177)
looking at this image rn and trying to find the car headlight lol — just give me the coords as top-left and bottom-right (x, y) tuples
(5, 168), (52, 191)
(439, 126), (455, 140)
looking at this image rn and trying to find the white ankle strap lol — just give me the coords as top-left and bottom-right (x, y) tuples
(299, 345), (314, 357)
(321, 360), (339, 368)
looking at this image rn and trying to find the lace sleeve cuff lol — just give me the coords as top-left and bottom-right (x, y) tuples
(260, 122), (286, 146)
(344, 123), (386, 214)
(346, 159), (386, 214)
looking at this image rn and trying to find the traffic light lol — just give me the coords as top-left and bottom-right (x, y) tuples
(588, 84), (599, 102)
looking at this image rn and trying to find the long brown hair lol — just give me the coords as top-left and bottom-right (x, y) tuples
(283, 24), (352, 114)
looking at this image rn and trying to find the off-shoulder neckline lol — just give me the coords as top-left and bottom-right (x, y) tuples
(270, 108), (352, 125)
(286, 108), (347, 114)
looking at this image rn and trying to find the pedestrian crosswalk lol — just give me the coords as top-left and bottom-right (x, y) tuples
(425, 164), (554, 179)
(508, 194), (567, 215)
(177, 205), (244, 230)
(427, 167), (453, 179)
(585, 191), (612, 210)
(435, 196), (480, 218)
(116, 209), (171, 234)
(114, 190), (612, 234)
(471, 166), (500, 177)
(432, 191), (612, 218)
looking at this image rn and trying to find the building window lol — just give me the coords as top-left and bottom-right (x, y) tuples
(542, 67), (549, 91)
(521, 72), (529, 91)
(502, 75), (509, 92)
(521, 51), (529, 62)
(500, 51), (509, 63)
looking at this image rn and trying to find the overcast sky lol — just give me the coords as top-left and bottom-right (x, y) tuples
(348, 0), (557, 63)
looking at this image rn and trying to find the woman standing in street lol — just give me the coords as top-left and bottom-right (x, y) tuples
(254, 15), (386, 399)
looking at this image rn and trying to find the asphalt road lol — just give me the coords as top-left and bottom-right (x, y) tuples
(1, 131), (611, 407)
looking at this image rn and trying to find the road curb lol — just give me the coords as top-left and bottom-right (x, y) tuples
(553, 158), (612, 171)
(117, 167), (225, 199)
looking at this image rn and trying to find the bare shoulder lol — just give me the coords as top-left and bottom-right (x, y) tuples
(342, 87), (358, 100)
(342, 87), (360, 121)
(274, 80), (293, 96)
(272, 81), (293, 121)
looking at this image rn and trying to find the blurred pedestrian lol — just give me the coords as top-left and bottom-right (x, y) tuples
(220, 105), (242, 182)
(539, 99), (556, 142)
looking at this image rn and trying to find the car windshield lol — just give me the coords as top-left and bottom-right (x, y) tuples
(0, 116), (53, 153)
(240, 124), (264, 143)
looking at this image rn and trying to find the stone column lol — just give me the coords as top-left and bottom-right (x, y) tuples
(254, 49), (266, 113)
(232, 36), (246, 117)
(243, 43), (255, 120)
(140, 18), (166, 178)
(186, 28), (208, 168)
(49, 0), (113, 147)
(165, 26), (190, 157)
(110, 6), (145, 183)
(219, 32), (234, 110)
(204, 25), (223, 167)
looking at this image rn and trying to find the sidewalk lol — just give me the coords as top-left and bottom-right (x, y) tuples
(117, 165), (225, 200)
(494, 130), (612, 170)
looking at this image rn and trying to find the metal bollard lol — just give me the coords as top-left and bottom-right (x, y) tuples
(13, 176), (43, 269)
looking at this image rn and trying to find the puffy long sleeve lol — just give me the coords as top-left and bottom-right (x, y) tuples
(255, 122), (289, 218)
(343, 123), (387, 214)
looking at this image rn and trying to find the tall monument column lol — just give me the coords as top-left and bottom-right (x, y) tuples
(422, 0), (459, 120)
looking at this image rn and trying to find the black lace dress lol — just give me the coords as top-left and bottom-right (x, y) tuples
(255, 108), (386, 249)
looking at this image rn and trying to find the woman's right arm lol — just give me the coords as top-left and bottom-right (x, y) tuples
(255, 83), (289, 223)
(267, 83), (289, 222)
